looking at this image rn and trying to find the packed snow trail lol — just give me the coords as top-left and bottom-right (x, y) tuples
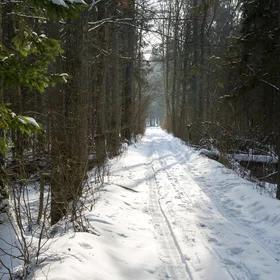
(34, 127), (280, 280)
(144, 128), (280, 280)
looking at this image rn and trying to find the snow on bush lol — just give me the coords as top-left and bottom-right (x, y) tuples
(50, 0), (87, 7)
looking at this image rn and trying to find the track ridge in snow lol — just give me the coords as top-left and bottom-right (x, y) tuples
(150, 143), (237, 280)
(148, 153), (194, 280)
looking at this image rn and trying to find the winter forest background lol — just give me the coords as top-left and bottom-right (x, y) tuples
(0, 0), (280, 278)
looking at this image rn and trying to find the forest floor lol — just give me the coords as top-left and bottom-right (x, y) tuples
(34, 127), (280, 280)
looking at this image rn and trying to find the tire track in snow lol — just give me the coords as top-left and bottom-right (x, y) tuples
(159, 137), (278, 279)
(147, 146), (193, 280)
(151, 144), (240, 280)
(163, 140), (262, 279)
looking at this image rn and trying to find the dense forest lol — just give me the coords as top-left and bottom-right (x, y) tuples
(0, 0), (280, 279)
(0, 0), (149, 223)
(156, 0), (280, 198)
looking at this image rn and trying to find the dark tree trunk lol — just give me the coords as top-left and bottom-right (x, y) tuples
(50, 11), (89, 224)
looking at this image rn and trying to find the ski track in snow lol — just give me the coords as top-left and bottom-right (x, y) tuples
(146, 129), (280, 280)
(30, 127), (280, 280)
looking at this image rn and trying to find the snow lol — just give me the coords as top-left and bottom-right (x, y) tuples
(18, 116), (40, 128)
(3, 127), (280, 279)
(231, 153), (278, 164)
(24, 117), (40, 128)
(32, 141), (162, 280)
(199, 148), (220, 160)
(0, 222), (22, 278)
(50, 0), (86, 8)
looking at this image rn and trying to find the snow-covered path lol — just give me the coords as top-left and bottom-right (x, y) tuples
(144, 128), (280, 280)
(35, 128), (280, 280)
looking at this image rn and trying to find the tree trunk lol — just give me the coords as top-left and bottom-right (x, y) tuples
(50, 11), (89, 224)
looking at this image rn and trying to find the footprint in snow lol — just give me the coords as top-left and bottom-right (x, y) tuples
(145, 269), (155, 274)
(79, 242), (93, 250)
(117, 233), (128, 238)
(208, 237), (218, 243)
(223, 259), (236, 266)
(198, 223), (207, 228)
(229, 247), (244, 255)
(234, 232), (247, 238)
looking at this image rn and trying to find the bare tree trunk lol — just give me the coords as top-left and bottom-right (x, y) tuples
(50, 10), (89, 224)
(199, 0), (207, 121)
(191, 0), (199, 135)
(162, 3), (172, 131)
(121, 0), (136, 142)
(94, 4), (107, 167)
(171, 0), (180, 135)
(107, 5), (122, 157)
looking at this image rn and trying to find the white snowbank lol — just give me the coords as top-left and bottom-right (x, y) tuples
(33, 143), (163, 280)
(50, 0), (86, 7)
(10, 128), (280, 279)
